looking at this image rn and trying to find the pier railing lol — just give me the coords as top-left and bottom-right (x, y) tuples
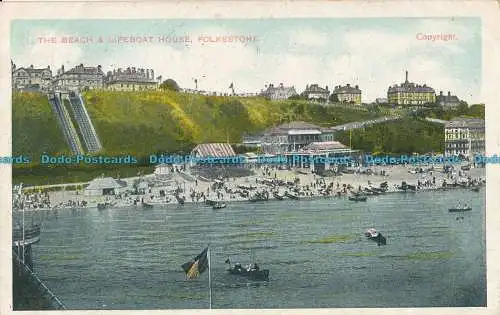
(12, 249), (67, 310)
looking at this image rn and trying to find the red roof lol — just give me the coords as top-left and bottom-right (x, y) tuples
(191, 143), (236, 157)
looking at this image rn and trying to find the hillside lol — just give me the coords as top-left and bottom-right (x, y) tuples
(12, 90), (383, 157)
(335, 118), (445, 154)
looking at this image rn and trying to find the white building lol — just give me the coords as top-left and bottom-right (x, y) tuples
(84, 177), (124, 196)
(11, 61), (53, 92)
(444, 117), (485, 159)
(301, 84), (330, 102)
(258, 121), (336, 154)
(259, 83), (298, 100)
(53, 63), (105, 91)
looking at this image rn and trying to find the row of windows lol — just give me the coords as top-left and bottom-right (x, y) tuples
(446, 143), (485, 149)
(14, 72), (51, 78)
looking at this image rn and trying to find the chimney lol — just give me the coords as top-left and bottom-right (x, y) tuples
(440, 91), (443, 96)
(150, 69), (154, 79)
(448, 91), (451, 97)
(326, 85), (328, 91)
(146, 69), (149, 79)
(346, 84), (350, 88)
(30, 64), (34, 69)
(61, 65), (64, 72)
(405, 70), (408, 82)
(47, 65), (50, 69)
(355, 85), (359, 89)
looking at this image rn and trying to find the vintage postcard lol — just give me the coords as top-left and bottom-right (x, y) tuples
(1, 1), (499, 314)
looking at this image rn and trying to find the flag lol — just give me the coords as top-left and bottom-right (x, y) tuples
(229, 82), (234, 89)
(182, 247), (209, 280)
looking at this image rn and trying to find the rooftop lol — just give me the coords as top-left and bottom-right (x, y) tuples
(303, 84), (329, 93)
(61, 64), (104, 76)
(445, 117), (485, 129)
(299, 141), (348, 153)
(264, 121), (322, 135)
(85, 177), (122, 190)
(387, 71), (435, 93)
(191, 143), (236, 157)
(333, 84), (361, 94)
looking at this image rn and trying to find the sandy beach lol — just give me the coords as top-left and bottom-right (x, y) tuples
(15, 163), (485, 212)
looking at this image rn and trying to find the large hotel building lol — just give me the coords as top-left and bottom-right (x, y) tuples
(387, 71), (436, 106)
(444, 117), (485, 159)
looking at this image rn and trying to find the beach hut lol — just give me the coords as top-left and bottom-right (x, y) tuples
(84, 177), (123, 196)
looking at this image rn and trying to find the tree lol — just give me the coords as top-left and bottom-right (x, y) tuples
(288, 94), (306, 101)
(160, 79), (180, 92)
(329, 94), (339, 103)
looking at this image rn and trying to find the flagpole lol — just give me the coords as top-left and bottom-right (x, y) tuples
(208, 246), (212, 309)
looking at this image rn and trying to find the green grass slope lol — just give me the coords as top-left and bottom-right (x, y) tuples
(12, 92), (67, 156)
(335, 118), (445, 154)
(13, 90), (383, 157)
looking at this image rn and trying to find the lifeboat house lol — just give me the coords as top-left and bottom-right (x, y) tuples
(84, 176), (124, 196)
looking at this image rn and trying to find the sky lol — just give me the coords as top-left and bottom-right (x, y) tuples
(10, 18), (482, 103)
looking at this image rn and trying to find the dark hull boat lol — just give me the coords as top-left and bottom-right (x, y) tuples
(205, 199), (217, 206)
(365, 229), (386, 246)
(213, 203), (227, 209)
(175, 195), (185, 205)
(284, 192), (299, 200)
(471, 187), (480, 192)
(449, 207), (472, 212)
(142, 202), (153, 209)
(97, 202), (114, 210)
(273, 192), (285, 200)
(349, 195), (367, 201)
(227, 265), (269, 281)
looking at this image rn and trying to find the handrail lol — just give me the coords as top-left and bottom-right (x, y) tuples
(12, 249), (67, 310)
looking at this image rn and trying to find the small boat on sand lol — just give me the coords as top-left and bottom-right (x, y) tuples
(284, 191), (299, 200)
(273, 192), (285, 200)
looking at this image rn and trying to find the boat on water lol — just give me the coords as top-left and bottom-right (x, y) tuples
(284, 191), (299, 200)
(97, 202), (112, 210)
(205, 199), (217, 206)
(249, 191), (269, 202)
(225, 259), (269, 281)
(142, 201), (154, 209)
(449, 204), (472, 212)
(349, 194), (367, 201)
(175, 195), (185, 205)
(364, 228), (386, 245)
(471, 186), (480, 192)
(213, 202), (227, 209)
